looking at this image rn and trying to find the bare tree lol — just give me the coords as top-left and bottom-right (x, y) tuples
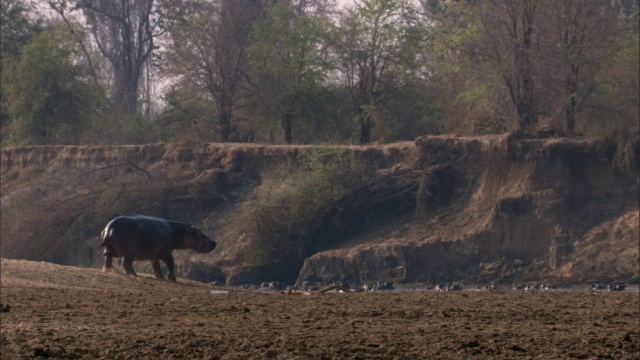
(167, 0), (264, 142)
(49, 0), (166, 116)
(429, 0), (630, 133)
(552, 0), (619, 131)
(480, 0), (540, 131)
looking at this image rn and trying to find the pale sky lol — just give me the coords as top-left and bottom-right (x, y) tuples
(337, 0), (354, 9)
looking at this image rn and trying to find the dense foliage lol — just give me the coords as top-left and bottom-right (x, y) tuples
(1, 0), (638, 145)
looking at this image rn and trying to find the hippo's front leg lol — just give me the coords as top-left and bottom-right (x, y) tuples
(122, 256), (137, 276)
(151, 260), (166, 280)
(161, 254), (176, 281)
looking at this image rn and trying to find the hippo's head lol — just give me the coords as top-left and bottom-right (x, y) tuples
(183, 226), (217, 253)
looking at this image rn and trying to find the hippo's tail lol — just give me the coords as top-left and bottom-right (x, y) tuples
(100, 222), (115, 247)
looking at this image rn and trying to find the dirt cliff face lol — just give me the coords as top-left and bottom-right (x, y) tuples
(299, 135), (639, 284)
(1, 135), (637, 285)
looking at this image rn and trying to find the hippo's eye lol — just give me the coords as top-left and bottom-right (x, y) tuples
(187, 226), (200, 234)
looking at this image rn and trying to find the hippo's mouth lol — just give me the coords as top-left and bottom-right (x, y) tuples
(197, 240), (217, 253)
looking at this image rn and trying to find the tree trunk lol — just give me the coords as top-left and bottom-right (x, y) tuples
(564, 67), (578, 132)
(78, 0), (156, 118)
(218, 108), (232, 142)
(517, 2), (536, 131)
(113, 68), (139, 115)
(359, 108), (372, 144)
(283, 112), (294, 144)
(359, 121), (372, 144)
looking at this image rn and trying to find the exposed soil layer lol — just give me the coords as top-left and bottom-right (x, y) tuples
(2, 259), (639, 359)
(1, 135), (638, 286)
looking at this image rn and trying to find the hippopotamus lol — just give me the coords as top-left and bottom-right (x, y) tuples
(591, 283), (607, 290)
(608, 283), (626, 291)
(100, 214), (216, 281)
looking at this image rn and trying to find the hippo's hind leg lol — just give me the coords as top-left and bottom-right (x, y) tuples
(161, 254), (176, 282)
(151, 260), (166, 280)
(122, 256), (137, 276)
(102, 247), (114, 272)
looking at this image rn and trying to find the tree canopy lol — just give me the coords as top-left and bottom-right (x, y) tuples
(1, 0), (637, 145)
(2, 27), (106, 144)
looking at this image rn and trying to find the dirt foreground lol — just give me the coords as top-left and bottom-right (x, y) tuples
(1, 259), (638, 359)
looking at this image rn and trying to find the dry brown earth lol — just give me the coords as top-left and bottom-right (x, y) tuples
(1, 259), (638, 359)
(2, 137), (638, 287)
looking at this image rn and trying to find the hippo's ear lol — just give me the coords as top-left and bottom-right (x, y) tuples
(186, 225), (199, 234)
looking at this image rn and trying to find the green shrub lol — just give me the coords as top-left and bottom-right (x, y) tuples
(250, 147), (374, 265)
(247, 147), (418, 268)
(2, 28), (106, 145)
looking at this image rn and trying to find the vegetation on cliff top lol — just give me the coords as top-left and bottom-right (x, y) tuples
(1, 0), (638, 146)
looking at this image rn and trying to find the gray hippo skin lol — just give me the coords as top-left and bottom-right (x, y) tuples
(101, 214), (216, 281)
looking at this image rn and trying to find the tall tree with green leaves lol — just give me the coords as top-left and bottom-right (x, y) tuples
(1, 28), (106, 144)
(0, 0), (39, 59)
(334, 0), (413, 144)
(246, 1), (333, 144)
(0, 0), (42, 144)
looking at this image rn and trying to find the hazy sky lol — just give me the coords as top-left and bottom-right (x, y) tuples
(337, 0), (353, 8)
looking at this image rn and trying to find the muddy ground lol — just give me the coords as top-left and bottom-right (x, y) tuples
(1, 259), (638, 359)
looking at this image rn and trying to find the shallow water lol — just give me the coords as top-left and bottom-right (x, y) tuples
(393, 283), (640, 293)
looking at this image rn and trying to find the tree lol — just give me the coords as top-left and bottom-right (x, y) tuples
(580, 1), (639, 134)
(1, 28), (106, 144)
(425, 0), (633, 134)
(48, 0), (166, 117)
(153, 87), (214, 142)
(246, 1), (333, 144)
(166, 0), (265, 142)
(0, 0), (39, 59)
(334, 0), (414, 144)
(0, 0), (42, 144)
(550, 0), (620, 131)
(475, 0), (540, 131)
(423, 1), (545, 132)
